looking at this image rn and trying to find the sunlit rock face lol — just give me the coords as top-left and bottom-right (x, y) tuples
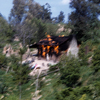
(67, 36), (79, 57)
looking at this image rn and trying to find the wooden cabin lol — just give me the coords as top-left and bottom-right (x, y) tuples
(29, 35), (78, 61)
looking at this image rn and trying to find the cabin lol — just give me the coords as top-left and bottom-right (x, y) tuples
(29, 35), (79, 62)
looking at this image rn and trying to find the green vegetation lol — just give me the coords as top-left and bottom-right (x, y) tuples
(0, 0), (100, 99)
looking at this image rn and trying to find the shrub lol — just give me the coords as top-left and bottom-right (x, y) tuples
(58, 55), (80, 87)
(91, 45), (100, 73)
(0, 54), (7, 68)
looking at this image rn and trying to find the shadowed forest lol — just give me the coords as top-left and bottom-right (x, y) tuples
(0, 0), (100, 100)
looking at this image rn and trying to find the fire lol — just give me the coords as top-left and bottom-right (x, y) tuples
(61, 35), (64, 37)
(38, 35), (60, 57)
(42, 45), (46, 57)
(59, 35), (64, 37)
(39, 45), (60, 57)
(54, 45), (59, 54)
(40, 38), (47, 41)
(52, 41), (55, 43)
(39, 49), (41, 54)
(42, 52), (46, 57)
(48, 38), (52, 41)
(47, 35), (51, 38)
(47, 46), (50, 53)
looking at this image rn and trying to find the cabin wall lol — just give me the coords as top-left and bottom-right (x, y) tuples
(37, 45), (61, 61)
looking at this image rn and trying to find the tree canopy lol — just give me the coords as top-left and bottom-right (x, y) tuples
(68, 0), (100, 41)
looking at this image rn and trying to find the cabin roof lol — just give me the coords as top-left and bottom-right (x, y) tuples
(29, 35), (73, 48)
(37, 35), (72, 46)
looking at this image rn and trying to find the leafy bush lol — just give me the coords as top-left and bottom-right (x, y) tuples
(58, 55), (80, 87)
(91, 45), (100, 73)
(5, 95), (19, 100)
(78, 40), (93, 66)
(55, 86), (92, 100)
(0, 54), (7, 68)
(55, 88), (72, 100)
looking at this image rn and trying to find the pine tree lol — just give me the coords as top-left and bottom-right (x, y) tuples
(10, 48), (30, 99)
(57, 11), (65, 23)
(69, 0), (100, 41)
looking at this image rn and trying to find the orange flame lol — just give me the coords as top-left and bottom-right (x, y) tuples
(47, 46), (50, 53)
(47, 35), (51, 38)
(39, 35), (60, 57)
(52, 41), (55, 43)
(54, 46), (59, 54)
(61, 35), (64, 37)
(48, 38), (52, 41)
(39, 49), (41, 54)
(41, 45), (46, 57)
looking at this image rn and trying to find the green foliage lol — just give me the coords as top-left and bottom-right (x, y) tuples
(0, 54), (7, 68)
(78, 40), (93, 65)
(11, 63), (30, 85)
(46, 23), (58, 35)
(0, 73), (13, 96)
(55, 86), (92, 100)
(91, 45), (100, 73)
(35, 18), (47, 42)
(0, 17), (14, 44)
(93, 82), (100, 98)
(10, 55), (30, 85)
(69, 0), (100, 41)
(19, 18), (47, 45)
(55, 88), (72, 100)
(9, 0), (26, 25)
(0, 80), (8, 94)
(1, 0), (100, 99)
(79, 94), (91, 100)
(40, 3), (52, 22)
(5, 95), (19, 100)
(58, 55), (80, 87)
(19, 47), (27, 61)
(57, 11), (65, 23)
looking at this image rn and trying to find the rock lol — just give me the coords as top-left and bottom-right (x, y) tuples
(19, 43), (23, 49)
(22, 47), (30, 61)
(67, 36), (79, 57)
(3, 44), (14, 57)
(3, 46), (7, 54)
(13, 36), (19, 41)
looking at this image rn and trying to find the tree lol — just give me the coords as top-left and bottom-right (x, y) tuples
(68, 0), (100, 41)
(10, 48), (30, 85)
(58, 55), (80, 87)
(9, 0), (47, 45)
(19, 18), (46, 45)
(34, 18), (47, 42)
(9, 0), (27, 26)
(0, 54), (7, 69)
(10, 48), (30, 99)
(91, 45), (100, 73)
(57, 11), (65, 23)
(46, 23), (58, 35)
(0, 17), (14, 43)
(25, 2), (52, 22)
(19, 18), (38, 45)
(27, 0), (42, 19)
(41, 3), (52, 22)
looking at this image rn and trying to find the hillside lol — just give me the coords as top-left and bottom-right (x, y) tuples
(0, 0), (100, 99)
(1, 35), (100, 100)
(33, 40), (100, 100)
